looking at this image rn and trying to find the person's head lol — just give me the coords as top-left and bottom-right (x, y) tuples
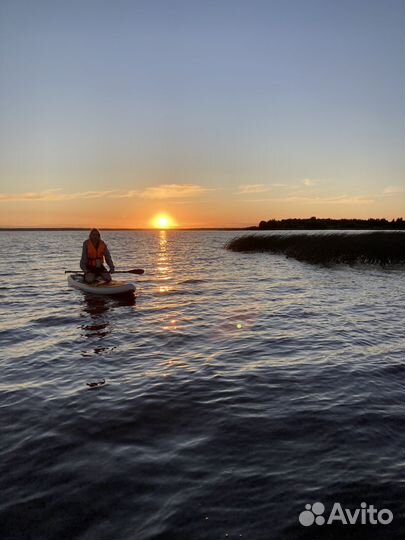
(89, 228), (101, 244)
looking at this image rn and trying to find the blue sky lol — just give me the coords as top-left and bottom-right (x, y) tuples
(0, 0), (404, 226)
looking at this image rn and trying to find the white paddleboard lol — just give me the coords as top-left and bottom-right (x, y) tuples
(68, 274), (136, 295)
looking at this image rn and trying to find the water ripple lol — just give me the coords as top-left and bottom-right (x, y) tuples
(0, 230), (404, 539)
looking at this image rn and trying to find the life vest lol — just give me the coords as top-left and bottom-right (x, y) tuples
(86, 239), (106, 268)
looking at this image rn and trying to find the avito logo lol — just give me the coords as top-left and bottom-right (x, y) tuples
(299, 502), (393, 527)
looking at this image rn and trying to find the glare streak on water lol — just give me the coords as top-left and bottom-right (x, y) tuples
(0, 230), (404, 540)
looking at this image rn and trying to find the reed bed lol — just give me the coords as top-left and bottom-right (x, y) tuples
(226, 232), (405, 265)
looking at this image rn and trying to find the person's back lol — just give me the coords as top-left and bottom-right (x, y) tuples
(80, 228), (115, 283)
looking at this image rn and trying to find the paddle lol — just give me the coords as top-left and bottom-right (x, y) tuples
(65, 268), (144, 275)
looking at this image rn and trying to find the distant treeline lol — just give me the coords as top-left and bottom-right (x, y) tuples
(226, 232), (405, 265)
(247, 217), (405, 230)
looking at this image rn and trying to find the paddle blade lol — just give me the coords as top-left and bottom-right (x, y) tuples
(127, 268), (144, 275)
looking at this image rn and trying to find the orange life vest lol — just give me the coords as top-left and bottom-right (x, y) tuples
(86, 239), (106, 268)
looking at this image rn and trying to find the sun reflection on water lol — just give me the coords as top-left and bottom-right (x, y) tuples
(157, 230), (172, 294)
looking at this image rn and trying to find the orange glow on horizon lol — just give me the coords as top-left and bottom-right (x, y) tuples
(151, 213), (176, 229)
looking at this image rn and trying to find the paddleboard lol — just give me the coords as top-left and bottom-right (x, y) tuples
(68, 274), (136, 296)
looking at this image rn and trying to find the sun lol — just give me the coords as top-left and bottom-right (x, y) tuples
(151, 213), (175, 229)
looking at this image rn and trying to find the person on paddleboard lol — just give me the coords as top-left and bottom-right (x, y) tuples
(80, 228), (115, 283)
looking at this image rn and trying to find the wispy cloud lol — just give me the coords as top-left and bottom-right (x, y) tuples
(383, 186), (403, 194)
(236, 184), (271, 195)
(0, 184), (209, 202)
(0, 189), (116, 202)
(307, 195), (373, 205)
(139, 183), (209, 199)
(109, 190), (138, 198)
(243, 195), (373, 205)
(302, 178), (317, 187)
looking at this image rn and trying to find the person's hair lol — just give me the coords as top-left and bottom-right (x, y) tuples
(89, 228), (100, 237)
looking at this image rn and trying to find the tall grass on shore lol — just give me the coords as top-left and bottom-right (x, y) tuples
(226, 232), (405, 265)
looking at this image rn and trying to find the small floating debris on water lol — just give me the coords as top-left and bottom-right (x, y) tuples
(86, 378), (106, 389)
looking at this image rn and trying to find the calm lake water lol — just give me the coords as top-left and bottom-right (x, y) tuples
(0, 230), (404, 540)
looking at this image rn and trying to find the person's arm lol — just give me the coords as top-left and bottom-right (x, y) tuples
(104, 245), (115, 272)
(80, 241), (88, 271)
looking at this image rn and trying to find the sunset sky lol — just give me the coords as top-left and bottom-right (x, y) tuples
(0, 0), (404, 228)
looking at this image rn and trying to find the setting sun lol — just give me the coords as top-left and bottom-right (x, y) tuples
(151, 213), (175, 229)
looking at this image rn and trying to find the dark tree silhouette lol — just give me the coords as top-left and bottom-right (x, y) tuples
(245, 217), (405, 230)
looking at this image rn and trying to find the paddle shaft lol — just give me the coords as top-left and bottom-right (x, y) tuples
(65, 269), (144, 275)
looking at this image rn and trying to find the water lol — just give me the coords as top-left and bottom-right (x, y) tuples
(0, 230), (404, 540)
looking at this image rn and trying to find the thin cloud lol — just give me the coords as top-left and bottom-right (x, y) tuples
(302, 178), (317, 187)
(315, 195), (373, 205)
(109, 190), (139, 198)
(0, 188), (128, 202)
(383, 186), (403, 194)
(73, 190), (116, 199)
(236, 184), (271, 195)
(139, 183), (209, 199)
(243, 195), (373, 205)
(0, 184), (209, 202)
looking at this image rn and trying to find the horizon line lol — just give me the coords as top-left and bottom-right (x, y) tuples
(0, 227), (250, 231)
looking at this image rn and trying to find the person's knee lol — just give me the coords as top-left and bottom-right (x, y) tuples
(85, 272), (95, 283)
